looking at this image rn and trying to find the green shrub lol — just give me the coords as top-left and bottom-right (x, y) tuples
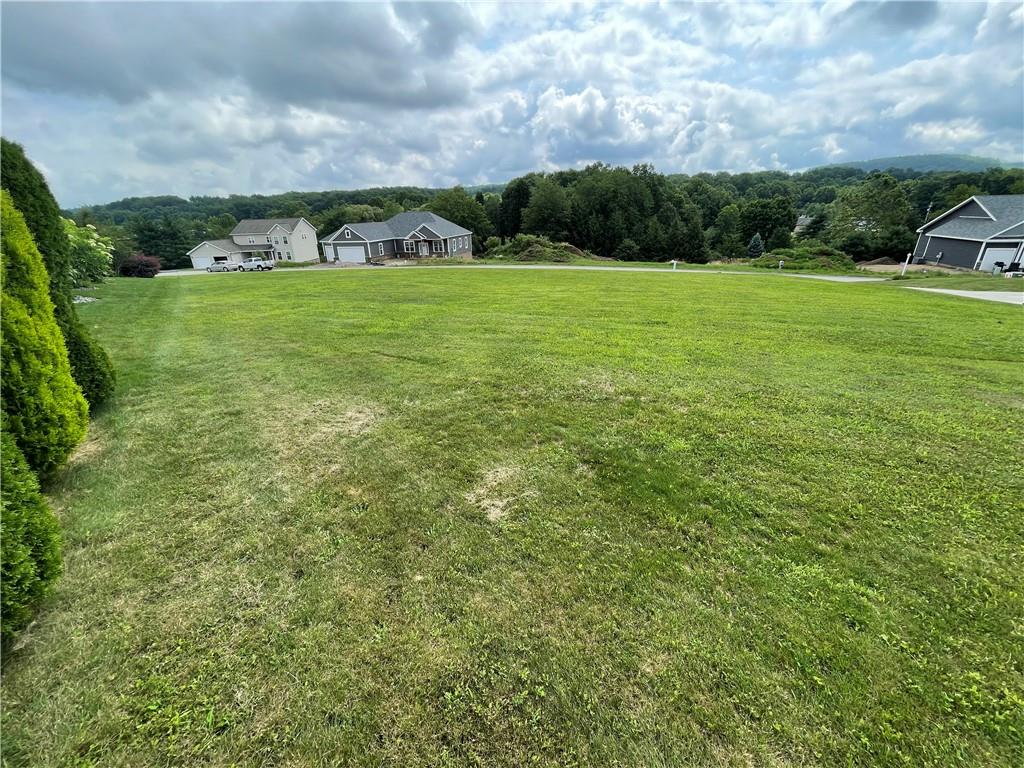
(1, 191), (88, 479)
(1, 139), (115, 409)
(750, 240), (857, 272)
(1, 429), (63, 643)
(484, 236), (501, 252)
(64, 218), (113, 285)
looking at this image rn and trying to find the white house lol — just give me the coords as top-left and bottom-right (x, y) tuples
(188, 218), (319, 269)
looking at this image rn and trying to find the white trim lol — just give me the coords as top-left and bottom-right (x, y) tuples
(920, 233), (995, 243)
(415, 223), (445, 239)
(989, 219), (1024, 238)
(377, 242), (385, 256)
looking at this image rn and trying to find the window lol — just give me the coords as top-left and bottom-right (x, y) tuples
(247, 237), (255, 244)
(273, 237), (279, 244)
(301, 233), (307, 239)
(275, 251), (281, 259)
(286, 251), (292, 260)
(266, 236), (271, 243)
(432, 240), (444, 253)
(378, 243), (385, 256)
(283, 236), (288, 244)
(344, 228), (351, 238)
(403, 240), (415, 253)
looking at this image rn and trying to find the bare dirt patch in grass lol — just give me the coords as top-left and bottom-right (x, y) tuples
(465, 466), (524, 522)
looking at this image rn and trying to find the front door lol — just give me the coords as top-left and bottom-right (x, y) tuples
(419, 242), (429, 257)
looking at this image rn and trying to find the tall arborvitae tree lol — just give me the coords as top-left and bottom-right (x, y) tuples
(1, 139), (115, 407)
(1, 190), (88, 478)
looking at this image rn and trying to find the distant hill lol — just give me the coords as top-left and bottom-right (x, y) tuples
(823, 154), (1023, 173)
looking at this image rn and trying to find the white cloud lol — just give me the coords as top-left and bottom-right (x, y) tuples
(906, 118), (987, 147)
(1, 1), (1021, 206)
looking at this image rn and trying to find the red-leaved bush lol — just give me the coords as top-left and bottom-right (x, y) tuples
(119, 254), (161, 278)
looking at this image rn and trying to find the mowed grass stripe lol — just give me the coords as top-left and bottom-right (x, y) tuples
(2, 269), (1022, 767)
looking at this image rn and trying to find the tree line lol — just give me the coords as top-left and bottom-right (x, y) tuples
(68, 162), (1024, 269)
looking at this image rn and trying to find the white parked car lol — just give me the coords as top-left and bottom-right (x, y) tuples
(238, 257), (274, 272)
(206, 261), (239, 272)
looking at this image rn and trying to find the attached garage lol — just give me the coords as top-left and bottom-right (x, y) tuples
(333, 244), (367, 263)
(187, 240), (241, 270)
(912, 195), (1024, 272)
(977, 245), (1020, 272)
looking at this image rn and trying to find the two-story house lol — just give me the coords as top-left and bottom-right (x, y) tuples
(187, 218), (319, 269)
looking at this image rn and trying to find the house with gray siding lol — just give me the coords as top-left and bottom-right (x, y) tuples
(320, 211), (473, 263)
(912, 195), (1024, 271)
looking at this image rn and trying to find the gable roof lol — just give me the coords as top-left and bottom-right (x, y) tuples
(231, 218), (309, 236)
(187, 238), (245, 255)
(321, 211), (473, 242)
(919, 195), (1024, 240)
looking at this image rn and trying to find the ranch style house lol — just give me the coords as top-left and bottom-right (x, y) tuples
(321, 211), (473, 263)
(188, 218), (319, 269)
(912, 194), (1024, 271)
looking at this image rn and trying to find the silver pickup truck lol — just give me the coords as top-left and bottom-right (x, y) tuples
(238, 257), (274, 272)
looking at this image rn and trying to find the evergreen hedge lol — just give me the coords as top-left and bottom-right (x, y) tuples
(1, 190), (88, 478)
(1, 429), (63, 643)
(1, 139), (115, 407)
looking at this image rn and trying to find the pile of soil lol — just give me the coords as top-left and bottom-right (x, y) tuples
(859, 256), (900, 266)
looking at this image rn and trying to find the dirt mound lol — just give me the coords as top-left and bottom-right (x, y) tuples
(859, 256), (900, 266)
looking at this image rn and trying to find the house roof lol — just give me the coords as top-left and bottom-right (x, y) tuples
(188, 238), (274, 255)
(188, 238), (244, 255)
(995, 222), (1024, 238)
(322, 211), (473, 242)
(920, 195), (1024, 241)
(231, 218), (306, 235)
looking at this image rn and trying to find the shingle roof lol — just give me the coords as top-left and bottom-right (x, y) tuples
(206, 239), (245, 252)
(921, 195), (1024, 241)
(322, 211), (473, 242)
(231, 218), (305, 235)
(188, 238), (273, 255)
(996, 222), (1024, 238)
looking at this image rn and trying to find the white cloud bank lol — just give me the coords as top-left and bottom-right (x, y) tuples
(1, 0), (1021, 206)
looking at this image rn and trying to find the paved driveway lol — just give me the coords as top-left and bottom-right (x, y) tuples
(904, 287), (1024, 306)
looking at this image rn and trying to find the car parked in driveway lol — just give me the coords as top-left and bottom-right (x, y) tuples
(206, 261), (239, 272)
(238, 257), (274, 271)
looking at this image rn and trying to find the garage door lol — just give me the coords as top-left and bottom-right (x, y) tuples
(334, 245), (367, 263)
(977, 246), (1018, 271)
(191, 254), (213, 269)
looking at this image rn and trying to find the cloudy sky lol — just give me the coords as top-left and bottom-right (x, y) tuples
(2, 1), (1022, 207)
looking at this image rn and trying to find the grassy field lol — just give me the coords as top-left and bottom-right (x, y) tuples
(3, 268), (1023, 767)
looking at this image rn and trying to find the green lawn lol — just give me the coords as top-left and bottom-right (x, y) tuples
(4, 269), (1023, 767)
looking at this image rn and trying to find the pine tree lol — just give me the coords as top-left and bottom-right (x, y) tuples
(747, 233), (765, 259)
